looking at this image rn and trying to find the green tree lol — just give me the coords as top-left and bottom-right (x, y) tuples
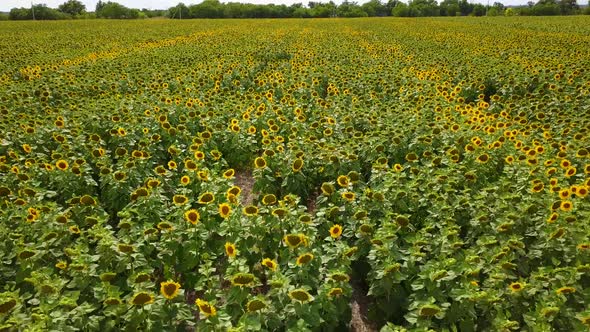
(361, 0), (388, 16)
(558, 0), (578, 14)
(391, 1), (410, 15)
(336, 0), (368, 17)
(58, 0), (86, 16)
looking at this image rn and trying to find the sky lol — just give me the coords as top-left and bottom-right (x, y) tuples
(0, 0), (533, 12)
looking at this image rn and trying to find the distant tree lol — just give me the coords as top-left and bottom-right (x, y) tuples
(558, 0), (578, 14)
(391, 1), (410, 16)
(310, 1), (336, 17)
(96, 1), (138, 18)
(168, 3), (190, 18)
(337, 0), (368, 17)
(408, 0), (440, 16)
(504, 7), (515, 15)
(0, 12), (9, 20)
(472, 3), (486, 15)
(58, 0), (86, 16)
(361, 0), (388, 16)
(459, 0), (474, 15)
(9, 7), (32, 20)
(440, 0), (460, 16)
(384, 0), (401, 14)
(189, 0), (223, 18)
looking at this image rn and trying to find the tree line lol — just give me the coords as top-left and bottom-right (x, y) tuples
(1, 0), (589, 20)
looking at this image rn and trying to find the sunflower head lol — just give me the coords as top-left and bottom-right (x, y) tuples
(56, 159), (69, 171)
(243, 205), (259, 216)
(254, 157), (267, 169)
(296, 253), (314, 266)
(292, 159), (304, 172)
(261, 194), (277, 205)
(230, 273), (256, 287)
(225, 242), (237, 258)
(509, 282), (524, 292)
(246, 298), (267, 312)
(330, 224), (343, 238)
(261, 258), (277, 271)
(130, 292), (154, 305)
(184, 209), (200, 225)
(288, 289), (313, 303)
(284, 233), (306, 248)
(218, 203), (232, 219)
(198, 192), (215, 204)
(160, 281), (181, 300)
(327, 287), (344, 298)
(195, 298), (217, 317)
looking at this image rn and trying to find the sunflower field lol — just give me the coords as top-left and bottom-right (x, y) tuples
(1, 16), (590, 331)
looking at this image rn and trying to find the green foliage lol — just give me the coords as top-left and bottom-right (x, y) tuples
(1, 16), (590, 332)
(96, 1), (140, 19)
(58, 0), (86, 16)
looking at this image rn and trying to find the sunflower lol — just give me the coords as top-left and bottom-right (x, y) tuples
(180, 175), (190, 185)
(330, 272), (350, 282)
(321, 182), (335, 195)
(104, 297), (123, 305)
(246, 298), (267, 312)
(336, 175), (349, 187)
(343, 246), (358, 258)
(223, 168), (235, 179)
(55, 261), (67, 270)
(576, 186), (589, 198)
(243, 205), (259, 216)
(198, 192), (215, 204)
(559, 189), (571, 200)
(228, 186), (241, 197)
(194, 151), (205, 160)
(56, 159), (69, 171)
(327, 287), (344, 298)
(292, 158), (304, 172)
(185, 159), (198, 171)
(218, 203), (232, 219)
(79, 195), (96, 205)
(130, 292), (154, 305)
(160, 281), (181, 300)
(173, 194), (188, 206)
(261, 194), (277, 205)
(341, 191), (355, 202)
(546, 212), (558, 223)
(288, 289), (313, 303)
(556, 286), (575, 295)
(284, 233), (306, 248)
(195, 298), (217, 317)
(118, 244), (134, 253)
(261, 258), (277, 271)
(225, 242), (237, 258)
(509, 282), (524, 293)
(330, 224), (343, 238)
(230, 273), (256, 287)
(184, 209), (200, 225)
(254, 157), (267, 169)
(476, 154), (490, 163)
(69, 225), (81, 234)
(0, 298), (17, 314)
(157, 221), (174, 231)
(565, 167), (576, 178)
(560, 200), (573, 212)
(418, 304), (441, 317)
(531, 182), (544, 193)
(296, 253), (314, 266)
(393, 163), (403, 172)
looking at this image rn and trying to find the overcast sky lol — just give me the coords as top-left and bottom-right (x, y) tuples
(0, 0), (533, 12)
